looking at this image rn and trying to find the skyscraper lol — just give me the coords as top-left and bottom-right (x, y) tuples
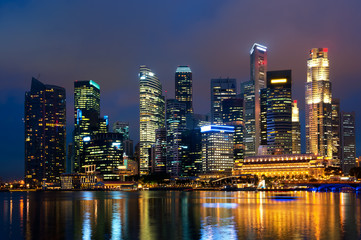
(201, 125), (235, 175)
(222, 98), (244, 170)
(211, 78), (237, 124)
(166, 99), (187, 176)
(292, 100), (301, 154)
(113, 121), (130, 140)
(139, 65), (165, 175)
(154, 128), (167, 174)
(331, 99), (341, 164)
(181, 128), (202, 176)
(305, 48), (332, 158)
(25, 78), (66, 186)
(83, 132), (124, 181)
(242, 43), (267, 156)
(175, 66), (193, 114)
(340, 112), (356, 174)
(113, 121), (133, 157)
(73, 80), (101, 172)
(266, 70), (292, 154)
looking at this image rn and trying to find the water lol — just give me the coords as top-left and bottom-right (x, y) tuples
(1, 191), (360, 239)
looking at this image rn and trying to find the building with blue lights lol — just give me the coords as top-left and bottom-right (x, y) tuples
(83, 133), (125, 181)
(201, 125), (235, 175)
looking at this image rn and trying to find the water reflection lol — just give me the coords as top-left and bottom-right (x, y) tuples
(0, 191), (361, 239)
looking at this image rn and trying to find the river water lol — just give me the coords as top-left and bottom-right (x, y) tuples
(1, 191), (360, 239)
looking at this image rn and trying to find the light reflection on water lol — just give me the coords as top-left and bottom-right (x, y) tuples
(0, 191), (360, 240)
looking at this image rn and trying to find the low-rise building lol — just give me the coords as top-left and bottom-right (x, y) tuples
(241, 154), (328, 179)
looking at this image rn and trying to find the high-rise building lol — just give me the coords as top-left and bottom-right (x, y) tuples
(181, 128), (202, 176)
(260, 88), (268, 147)
(83, 133), (124, 181)
(222, 98), (244, 170)
(73, 80), (101, 172)
(201, 125), (234, 175)
(266, 70), (292, 155)
(292, 100), (301, 154)
(211, 78), (237, 124)
(340, 112), (356, 174)
(242, 43), (267, 157)
(25, 78), (66, 186)
(305, 48), (332, 158)
(113, 121), (133, 157)
(166, 99), (187, 176)
(175, 66), (193, 114)
(139, 65), (165, 175)
(154, 128), (167, 174)
(113, 121), (130, 140)
(331, 99), (341, 164)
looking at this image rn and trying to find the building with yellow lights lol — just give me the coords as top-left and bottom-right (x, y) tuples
(25, 78), (66, 187)
(241, 154), (328, 178)
(305, 48), (332, 158)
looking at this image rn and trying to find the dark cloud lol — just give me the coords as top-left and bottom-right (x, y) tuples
(1, 0), (361, 179)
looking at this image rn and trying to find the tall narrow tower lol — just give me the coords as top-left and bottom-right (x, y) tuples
(73, 80), (101, 172)
(175, 66), (193, 114)
(139, 65), (165, 175)
(243, 43), (267, 156)
(305, 48), (332, 158)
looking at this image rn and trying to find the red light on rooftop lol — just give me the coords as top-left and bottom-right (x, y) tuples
(293, 100), (297, 103)
(323, 48), (328, 52)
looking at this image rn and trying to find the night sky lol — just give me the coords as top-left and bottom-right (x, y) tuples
(1, 0), (361, 180)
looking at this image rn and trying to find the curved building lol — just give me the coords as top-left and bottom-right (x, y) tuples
(139, 65), (165, 175)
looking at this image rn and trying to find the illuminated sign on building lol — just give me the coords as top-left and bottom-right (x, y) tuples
(270, 78), (287, 84)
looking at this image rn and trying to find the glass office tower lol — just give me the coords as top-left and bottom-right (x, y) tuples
(292, 100), (301, 154)
(73, 80), (101, 172)
(340, 112), (356, 174)
(242, 43), (267, 156)
(175, 66), (193, 114)
(201, 125), (235, 176)
(266, 70), (292, 155)
(211, 78), (237, 124)
(139, 65), (165, 175)
(25, 78), (66, 186)
(305, 48), (332, 158)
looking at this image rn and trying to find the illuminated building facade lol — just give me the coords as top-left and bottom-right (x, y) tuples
(73, 80), (101, 172)
(166, 99), (187, 176)
(113, 121), (129, 140)
(201, 125), (235, 175)
(154, 128), (167, 173)
(242, 43), (267, 157)
(340, 112), (356, 174)
(292, 100), (301, 154)
(181, 128), (202, 176)
(211, 78), (237, 124)
(222, 98), (245, 170)
(331, 99), (341, 164)
(305, 48), (332, 158)
(113, 121), (133, 157)
(260, 88), (268, 147)
(266, 70), (292, 154)
(139, 65), (165, 175)
(83, 133), (124, 181)
(241, 154), (326, 179)
(25, 78), (66, 186)
(175, 66), (193, 114)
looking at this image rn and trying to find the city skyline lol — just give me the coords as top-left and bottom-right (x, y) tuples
(1, 0), (361, 180)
